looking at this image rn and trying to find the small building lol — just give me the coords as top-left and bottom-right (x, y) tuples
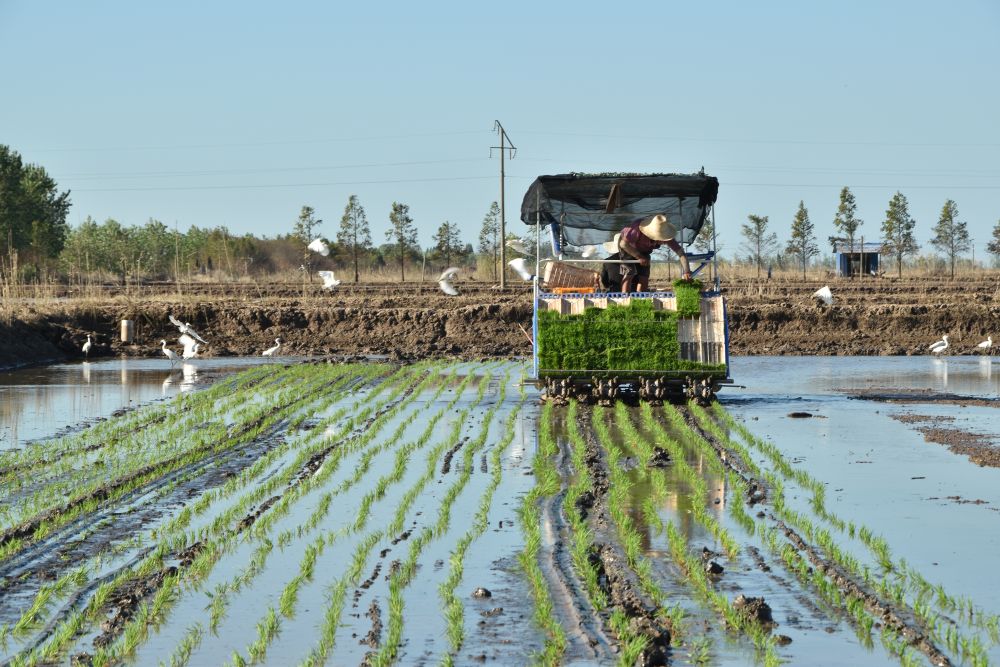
(834, 241), (883, 277)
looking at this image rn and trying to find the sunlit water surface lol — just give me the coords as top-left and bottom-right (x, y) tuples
(0, 356), (291, 449)
(723, 356), (1000, 650)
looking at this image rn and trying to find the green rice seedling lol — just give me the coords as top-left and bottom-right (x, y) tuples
(160, 622), (204, 667)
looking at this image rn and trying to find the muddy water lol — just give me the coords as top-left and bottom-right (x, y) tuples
(0, 356), (299, 449)
(724, 355), (1000, 665)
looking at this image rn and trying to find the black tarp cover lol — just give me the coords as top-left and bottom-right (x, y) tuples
(519, 172), (719, 247)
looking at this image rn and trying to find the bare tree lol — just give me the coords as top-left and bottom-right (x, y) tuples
(740, 214), (778, 279)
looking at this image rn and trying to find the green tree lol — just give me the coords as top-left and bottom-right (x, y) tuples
(0, 145), (71, 272)
(930, 199), (970, 279)
(293, 205), (322, 282)
(880, 191), (919, 278)
(740, 214), (778, 279)
(986, 219), (1000, 266)
(477, 201), (500, 281)
(433, 220), (463, 268)
(385, 202), (418, 282)
(833, 186), (863, 277)
(337, 194), (372, 283)
(786, 201), (818, 280)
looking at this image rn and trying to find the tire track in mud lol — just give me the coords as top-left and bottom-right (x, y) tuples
(560, 404), (672, 665)
(689, 402), (957, 667)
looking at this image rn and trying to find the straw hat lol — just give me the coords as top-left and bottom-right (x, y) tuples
(602, 232), (621, 254)
(639, 214), (676, 242)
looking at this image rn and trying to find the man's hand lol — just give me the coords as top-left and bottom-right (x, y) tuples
(682, 271), (692, 281)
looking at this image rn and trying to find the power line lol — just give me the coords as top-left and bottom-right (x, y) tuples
(516, 129), (1000, 149)
(23, 129), (487, 153)
(60, 158), (485, 180)
(73, 174), (496, 193)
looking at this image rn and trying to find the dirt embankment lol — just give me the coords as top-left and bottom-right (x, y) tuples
(4, 276), (1000, 367)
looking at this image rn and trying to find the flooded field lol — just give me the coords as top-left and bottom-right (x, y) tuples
(1, 356), (998, 666)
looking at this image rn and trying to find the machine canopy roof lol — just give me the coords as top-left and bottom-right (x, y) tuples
(519, 172), (719, 247)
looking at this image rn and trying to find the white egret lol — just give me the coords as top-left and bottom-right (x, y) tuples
(318, 270), (341, 289)
(262, 338), (282, 356)
(438, 267), (460, 296)
(168, 315), (208, 344)
(508, 258), (534, 282)
(812, 285), (833, 306)
(977, 335), (992, 353)
(929, 335), (949, 355)
(180, 334), (200, 360)
(505, 238), (531, 255)
(307, 237), (330, 256)
(82, 334), (92, 357)
(160, 340), (179, 366)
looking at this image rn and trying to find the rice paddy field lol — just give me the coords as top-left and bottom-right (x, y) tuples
(1, 356), (999, 666)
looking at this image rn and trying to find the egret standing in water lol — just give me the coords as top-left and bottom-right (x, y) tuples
(82, 335), (92, 357)
(929, 335), (949, 355)
(262, 338), (281, 356)
(160, 340), (179, 366)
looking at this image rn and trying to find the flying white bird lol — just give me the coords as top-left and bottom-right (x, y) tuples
(812, 285), (833, 306)
(508, 258), (534, 282)
(307, 237), (330, 257)
(318, 270), (341, 289)
(505, 238), (531, 255)
(168, 315), (208, 344)
(438, 267), (460, 296)
(977, 335), (992, 352)
(160, 340), (179, 366)
(82, 334), (92, 357)
(262, 337), (282, 357)
(929, 335), (949, 355)
(580, 244), (600, 258)
(179, 333), (200, 360)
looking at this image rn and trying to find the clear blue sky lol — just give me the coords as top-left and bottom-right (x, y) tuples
(2, 0), (998, 258)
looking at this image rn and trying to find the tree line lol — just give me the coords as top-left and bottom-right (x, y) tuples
(1, 144), (514, 283)
(738, 187), (996, 279)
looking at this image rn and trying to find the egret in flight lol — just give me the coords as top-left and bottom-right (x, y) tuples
(262, 338), (282, 356)
(180, 334), (200, 360)
(508, 258), (534, 282)
(505, 238), (531, 255)
(308, 237), (330, 256)
(168, 315), (208, 344)
(438, 267), (460, 296)
(318, 271), (341, 289)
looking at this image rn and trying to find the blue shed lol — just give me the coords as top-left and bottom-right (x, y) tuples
(834, 241), (883, 277)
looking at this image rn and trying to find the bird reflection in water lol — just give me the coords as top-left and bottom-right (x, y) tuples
(932, 357), (948, 388)
(180, 363), (198, 392)
(81, 361), (91, 384)
(979, 356), (992, 380)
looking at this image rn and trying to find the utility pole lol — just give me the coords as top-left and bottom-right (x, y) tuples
(491, 121), (516, 289)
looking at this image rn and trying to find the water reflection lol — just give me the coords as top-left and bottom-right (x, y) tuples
(0, 357), (276, 450)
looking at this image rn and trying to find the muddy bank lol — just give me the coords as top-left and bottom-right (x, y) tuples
(5, 277), (1000, 367)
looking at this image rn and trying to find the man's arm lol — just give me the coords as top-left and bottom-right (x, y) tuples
(665, 239), (692, 279)
(619, 238), (650, 265)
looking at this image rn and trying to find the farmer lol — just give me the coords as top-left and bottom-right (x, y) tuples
(618, 213), (691, 293)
